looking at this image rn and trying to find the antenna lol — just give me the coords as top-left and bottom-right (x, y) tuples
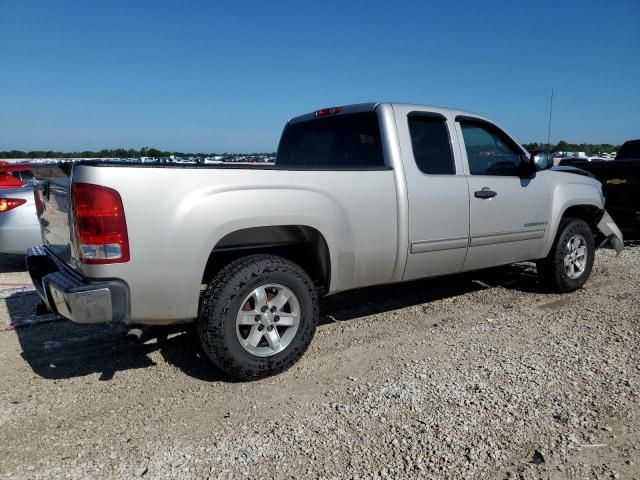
(546, 89), (554, 152)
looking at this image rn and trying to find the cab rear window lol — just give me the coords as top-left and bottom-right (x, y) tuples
(408, 114), (455, 175)
(276, 112), (384, 168)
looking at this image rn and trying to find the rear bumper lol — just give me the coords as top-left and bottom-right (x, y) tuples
(26, 246), (128, 323)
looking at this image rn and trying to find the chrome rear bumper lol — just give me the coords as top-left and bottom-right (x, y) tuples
(26, 246), (128, 323)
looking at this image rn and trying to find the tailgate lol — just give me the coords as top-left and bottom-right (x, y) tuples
(32, 163), (80, 269)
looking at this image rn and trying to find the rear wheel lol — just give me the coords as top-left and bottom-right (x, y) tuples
(537, 218), (595, 293)
(198, 254), (318, 380)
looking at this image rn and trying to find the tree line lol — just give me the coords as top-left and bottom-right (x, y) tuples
(0, 147), (275, 159)
(522, 141), (621, 155)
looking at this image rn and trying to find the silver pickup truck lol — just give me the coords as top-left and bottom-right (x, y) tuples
(28, 102), (624, 380)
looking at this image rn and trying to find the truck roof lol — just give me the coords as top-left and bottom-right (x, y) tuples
(288, 102), (491, 125)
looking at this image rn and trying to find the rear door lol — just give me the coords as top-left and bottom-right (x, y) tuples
(454, 117), (551, 271)
(394, 105), (470, 281)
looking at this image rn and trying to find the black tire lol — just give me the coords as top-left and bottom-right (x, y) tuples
(537, 218), (595, 293)
(198, 254), (318, 380)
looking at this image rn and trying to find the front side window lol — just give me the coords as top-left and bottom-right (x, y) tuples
(276, 112), (384, 168)
(408, 115), (455, 175)
(460, 122), (523, 176)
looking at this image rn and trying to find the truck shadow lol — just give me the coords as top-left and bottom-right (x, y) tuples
(4, 262), (546, 383)
(319, 262), (543, 323)
(3, 292), (231, 382)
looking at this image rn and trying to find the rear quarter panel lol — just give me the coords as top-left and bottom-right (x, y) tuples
(73, 165), (398, 323)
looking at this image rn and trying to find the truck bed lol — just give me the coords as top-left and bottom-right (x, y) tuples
(31, 161), (399, 323)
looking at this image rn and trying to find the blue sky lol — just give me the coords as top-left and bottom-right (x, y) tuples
(1, 0), (638, 152)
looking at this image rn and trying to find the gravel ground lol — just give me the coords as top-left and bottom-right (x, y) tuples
(0, 246), (639, 480)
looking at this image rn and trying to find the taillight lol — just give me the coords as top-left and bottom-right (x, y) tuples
(71, 182), (130, 264)
(0, 198), (26, 213)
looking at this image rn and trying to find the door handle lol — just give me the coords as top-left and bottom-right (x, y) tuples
(474, 188), (497, 199)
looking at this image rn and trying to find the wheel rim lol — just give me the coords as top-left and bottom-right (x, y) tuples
(235, 283), (301, 357)
(564, 234), (588, 280)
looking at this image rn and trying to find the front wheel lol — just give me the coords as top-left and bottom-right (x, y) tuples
(537, 218), (595, 293)
(198, 254), (318, 380)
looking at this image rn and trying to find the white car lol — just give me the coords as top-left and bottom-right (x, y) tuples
(0, 183), (41, 254)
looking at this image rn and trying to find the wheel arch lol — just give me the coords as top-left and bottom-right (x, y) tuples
(542, 202), (604, 257)
(542, 180), (605, 257)
(560, 204), (603, 233)
(201, 225), (332, 294)
(536, 212), (597, 293)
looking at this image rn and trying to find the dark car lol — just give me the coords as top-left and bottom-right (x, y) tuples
(616, 139), (640, 161)
(559, 140), (640, 238)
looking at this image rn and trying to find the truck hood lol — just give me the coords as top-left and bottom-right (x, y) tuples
(547, 167), (605, 208)
(551, 165), (596, 179)
(549, 166), (602, 190)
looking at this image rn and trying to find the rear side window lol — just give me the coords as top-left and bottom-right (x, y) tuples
(277, 112), (384, 168)
(408, 114), (455, 174)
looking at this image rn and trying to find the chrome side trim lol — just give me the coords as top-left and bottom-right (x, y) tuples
(470, 228), (545, 247)
(411, 236), (469, 253)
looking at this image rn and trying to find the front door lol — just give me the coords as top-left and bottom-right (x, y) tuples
(455, 118), (551, 271)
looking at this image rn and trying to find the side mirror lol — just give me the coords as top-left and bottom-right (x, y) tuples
(531, 151), (553, 171)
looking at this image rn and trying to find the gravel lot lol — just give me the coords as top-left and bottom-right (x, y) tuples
(1, 245), (639, 479)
